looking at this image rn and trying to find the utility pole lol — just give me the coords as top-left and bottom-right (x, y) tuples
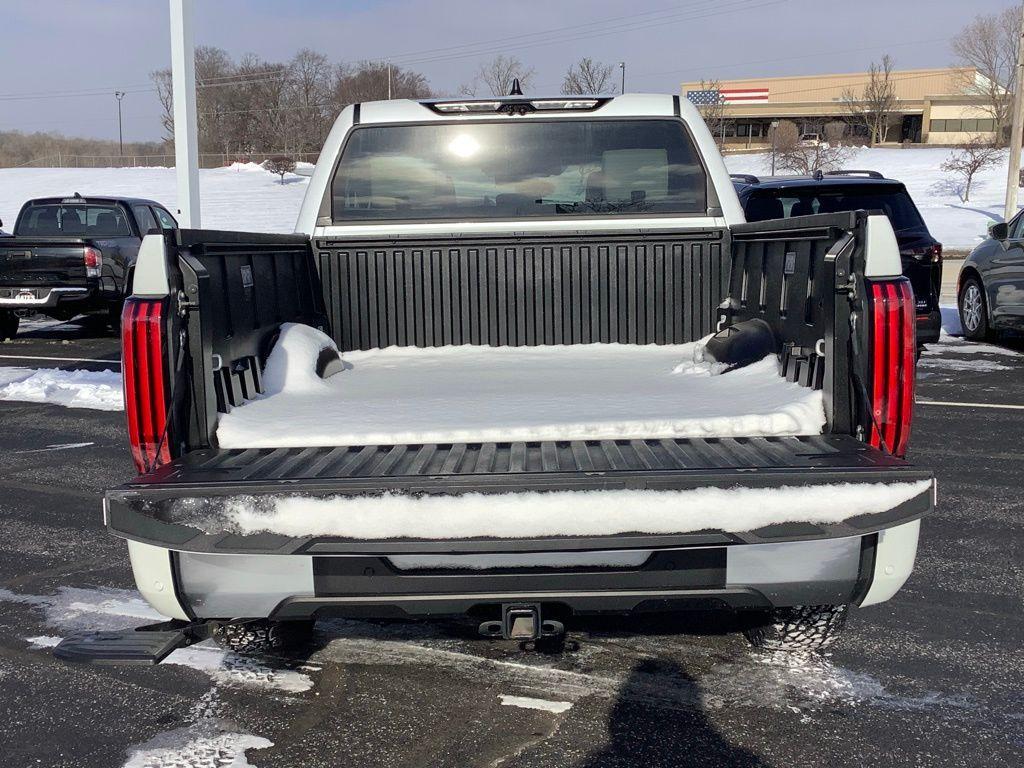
(115, 91), (125, 156)
(387, 62), (392, 100)
(1004, 3), (1024, 222)
(169, 0), (201, 228)
(619, 62), (626, 94)
(770, 120), (780, 175)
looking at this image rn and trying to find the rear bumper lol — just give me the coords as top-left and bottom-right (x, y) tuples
(0, 286), (94, 309)
(127, 519), (922, 623)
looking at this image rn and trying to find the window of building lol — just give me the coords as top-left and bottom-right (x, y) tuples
(978, 119), (996, 132)
(961, 119), (978, 132)
(737, 124), (750, 137)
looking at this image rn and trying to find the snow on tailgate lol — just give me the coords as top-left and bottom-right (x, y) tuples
(215, 324), (826, 449)
(181, 480), (933, 540)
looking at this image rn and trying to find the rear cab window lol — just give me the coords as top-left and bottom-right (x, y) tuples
(744, 185), (926, 233)
(16, 203), (133, 237)
(330, 119), (708, 221)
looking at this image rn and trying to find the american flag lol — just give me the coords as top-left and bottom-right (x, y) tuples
(687, 88), (770, 105)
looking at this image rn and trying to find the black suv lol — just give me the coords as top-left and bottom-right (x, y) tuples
(732, 170), (942, 346)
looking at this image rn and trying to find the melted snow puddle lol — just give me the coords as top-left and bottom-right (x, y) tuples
(0, 586), (314, 692)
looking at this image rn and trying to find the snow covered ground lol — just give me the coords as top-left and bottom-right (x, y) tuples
(726, 147), (1012, 251)
(216, 324), (826, 449)
(0, 367), (122, 410)
(0, 162), (308, 234)
(0, 147), (1011, 248)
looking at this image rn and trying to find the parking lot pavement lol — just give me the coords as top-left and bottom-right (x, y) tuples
(0, 320), (1022, 768)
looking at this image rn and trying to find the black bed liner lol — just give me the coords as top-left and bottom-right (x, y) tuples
(106, 434), (933, 555)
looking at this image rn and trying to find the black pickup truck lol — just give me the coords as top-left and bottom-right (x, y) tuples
(55, 95), (933, 665)
(0, 194), (177, 339)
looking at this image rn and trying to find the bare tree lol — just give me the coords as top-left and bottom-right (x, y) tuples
(842, 55), (898, 146)
(693, 80), (727, 149)
(774, 120), (857, 174)
(476, 55), (535, 97)
(941, 136), (1004, 202)
(264, 155), (296, 183)
(561, 58), (615, 95)
(333, 60), (432, 107)
(952, 6), (1020, 143)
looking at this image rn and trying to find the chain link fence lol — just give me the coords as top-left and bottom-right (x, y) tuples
(10, 151), (321, 169)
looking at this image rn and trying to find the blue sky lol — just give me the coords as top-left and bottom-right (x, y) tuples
(0, 0), (1015, 142)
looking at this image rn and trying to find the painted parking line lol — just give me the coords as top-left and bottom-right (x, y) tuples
(0, 354), (120, 365)
(918, 400), (1024, 411)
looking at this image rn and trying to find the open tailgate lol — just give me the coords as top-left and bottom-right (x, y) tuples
(105, 434), (934, 555)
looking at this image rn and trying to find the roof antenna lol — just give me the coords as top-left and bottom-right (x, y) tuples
(509, 78), (523, 96)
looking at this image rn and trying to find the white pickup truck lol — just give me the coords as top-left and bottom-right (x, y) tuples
(56, 93), (932, 664)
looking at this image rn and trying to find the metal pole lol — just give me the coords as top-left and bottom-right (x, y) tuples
(169, 0), (201, 228)
(770, 120), (779, 175)
(387, 62), (392, 100)
(1005, 3), (1024, 222)
(115, 91), (125, 156)
(619, 62), (625, 94)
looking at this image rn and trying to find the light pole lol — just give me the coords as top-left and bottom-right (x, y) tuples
(619, 62), (625, 94)
(769, 120), (780, 175)
(115, 91), (125, 156)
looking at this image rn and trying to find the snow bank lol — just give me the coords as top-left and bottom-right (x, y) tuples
(0, 367), (122, 411)
(197, 480), (932, 540)
(216, 325), (825, 449)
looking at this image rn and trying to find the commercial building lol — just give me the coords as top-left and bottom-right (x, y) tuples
(681, 67), (999, 148)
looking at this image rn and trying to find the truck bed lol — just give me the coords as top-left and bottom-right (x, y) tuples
(105, 434), (933, 555)
(215, 336), (826, 449)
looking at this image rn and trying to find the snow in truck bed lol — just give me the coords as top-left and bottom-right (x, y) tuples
(215, 324), (827, 449)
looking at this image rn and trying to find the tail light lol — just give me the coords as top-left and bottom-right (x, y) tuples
(122, 298), (172, 473)
(902, 244), (942, 263)
(868, 279), (916, 457)
(84, 246), (103, 278)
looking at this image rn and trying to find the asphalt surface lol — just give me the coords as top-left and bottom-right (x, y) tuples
(0, 314), (1022, 768)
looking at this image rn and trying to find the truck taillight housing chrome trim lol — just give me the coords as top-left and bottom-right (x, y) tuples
(122, 297), (171, 473)
(84, 246), (103, 278)
(868, 279), (916, 458)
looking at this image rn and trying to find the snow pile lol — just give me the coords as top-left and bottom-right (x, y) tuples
(261, 322), (338, 395)
(122, 729), (271, 768)
(0, 367), (122, 411)
(199, 480), (932, 540)
(216, 325), (825, 449)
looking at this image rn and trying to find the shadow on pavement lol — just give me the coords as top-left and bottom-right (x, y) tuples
(578, 658), (765, 767)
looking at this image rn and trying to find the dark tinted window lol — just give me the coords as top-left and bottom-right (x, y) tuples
(17, 204), (132, 237)
(331, 120), (707, 221)
(744, 186), (926, 232)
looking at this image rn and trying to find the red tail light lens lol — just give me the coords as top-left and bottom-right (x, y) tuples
(122, 298), (171, 473)
(868, 279), (916, 457)
(84, 246), (103, 278)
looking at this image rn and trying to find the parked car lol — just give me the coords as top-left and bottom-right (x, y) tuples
(55, 94), (932, 665)
(732, 170), (943, 346)
(957, 214), (1024, 339)
(0, 194), (177, 339)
